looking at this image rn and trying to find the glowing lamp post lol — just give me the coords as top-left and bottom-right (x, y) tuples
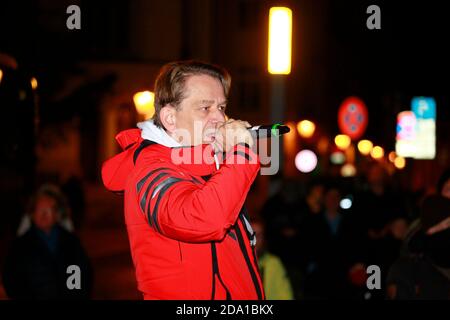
(133, 91), (155, 120)
(268, 7), (292, 75)
(31, 77), (38, 90)
(268, 7), (292, 178)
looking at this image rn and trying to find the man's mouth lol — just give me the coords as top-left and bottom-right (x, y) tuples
(204, 128), (217, 141)
(204, 134), (215, 142)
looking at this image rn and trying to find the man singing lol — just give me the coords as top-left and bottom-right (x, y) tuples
(102, 60), (264, 300)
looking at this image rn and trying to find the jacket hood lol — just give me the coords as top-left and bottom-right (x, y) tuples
(101, 128), (142, 192)
(137, 119), (182, 148)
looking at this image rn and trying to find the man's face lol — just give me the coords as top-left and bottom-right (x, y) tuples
(174, 75), (227, 146)
(32, 195), (58, 233)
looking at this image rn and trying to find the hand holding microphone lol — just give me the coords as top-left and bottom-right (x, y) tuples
(212, 120), (291, 153)
(212, 118), (254, 153)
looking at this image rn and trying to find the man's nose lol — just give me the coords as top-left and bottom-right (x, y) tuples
(209, 107), (225, 123)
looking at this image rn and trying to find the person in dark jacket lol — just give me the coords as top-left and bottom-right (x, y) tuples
(2, 184), (93, 299)
(298, 185), (353, 299)
(386, 195), (450, 300)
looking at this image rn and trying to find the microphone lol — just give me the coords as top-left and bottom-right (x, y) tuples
(248, 124), (290, 138)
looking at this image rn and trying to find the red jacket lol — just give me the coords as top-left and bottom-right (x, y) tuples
(101, 128), (264, 300)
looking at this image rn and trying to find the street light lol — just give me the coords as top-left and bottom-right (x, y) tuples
(295, 150), (318, 173)
(31, 77), (38, 90)
(133, 91), (155, 120)
(388, 151), (397, 163)
(267, 6), (292, 180)
(357, 139), (373, 155)
(268, 7), (292, 75)
(394, 156), (406, 169)
(0, 69), (3, 85)
(297, 120), (315, 138)
(371, 146), (384, 160)
(335, 134), (351, 150)
(341, 163), (357, 177)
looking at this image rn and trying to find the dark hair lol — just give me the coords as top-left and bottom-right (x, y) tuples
(27, 184), (70, 219)
(152, 60), (231, 128)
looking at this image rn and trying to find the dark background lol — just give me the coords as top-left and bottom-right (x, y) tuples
(0, 0), (449, 299)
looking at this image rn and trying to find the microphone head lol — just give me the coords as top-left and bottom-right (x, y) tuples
(271, 124), (290, 136)
(249, 124), (291, 138)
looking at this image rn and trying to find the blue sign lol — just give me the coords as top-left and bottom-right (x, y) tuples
(411, 97), (436, 120)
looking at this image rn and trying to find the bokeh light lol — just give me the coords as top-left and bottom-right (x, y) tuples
(295, 150), (318, 173)
(357, 139), (373, 155)
(394, 156), (406, 169)
(371, 146), (384, 160)
(133, 91), (155, 119)
(335, 134), (351, 150)
(297, 120), (315, 138)
(341, 163), (357, 177)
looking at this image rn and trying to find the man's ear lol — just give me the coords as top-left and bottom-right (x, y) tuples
(159, 105), (177, 133)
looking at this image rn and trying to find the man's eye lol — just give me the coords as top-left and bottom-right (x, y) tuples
(201, 106), (209, 111)
(219, 106), (226, 111)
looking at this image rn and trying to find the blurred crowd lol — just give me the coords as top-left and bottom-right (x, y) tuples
(256, 164), (450, 300)
(1, 164), (449, 300)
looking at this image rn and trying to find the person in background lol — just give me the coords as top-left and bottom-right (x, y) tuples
(400, 168), (450, 260)
(301, 180), (325, 217)
(2, 184), (93, 299)
(252, 217), (294, 300)
(16, 183), (74, 236)
(345, 164), (408, 299)
(386, 194), (450, 300)
(260, 179), (303, 265)
(259, 178), (307, 298)
(299, 184), (352, 299)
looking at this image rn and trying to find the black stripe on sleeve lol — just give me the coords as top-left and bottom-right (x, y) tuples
(149, 177), (185, 232)
(140, 172), (169, 213)
(136, 167), (169, 193)
(233, 151), (252, 161)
